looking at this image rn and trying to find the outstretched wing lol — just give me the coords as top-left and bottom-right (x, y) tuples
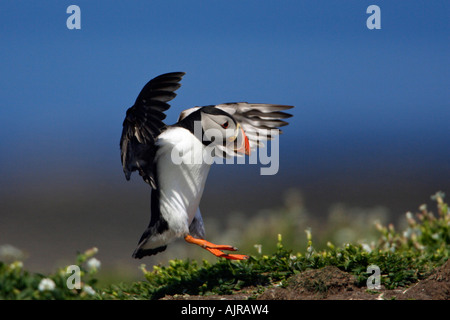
(213, 103), (293, 156)
(120, 72), (185, 188)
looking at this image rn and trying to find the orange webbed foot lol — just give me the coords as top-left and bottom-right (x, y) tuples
(205, 248), (249, 260)
(184, 235), (249, 260)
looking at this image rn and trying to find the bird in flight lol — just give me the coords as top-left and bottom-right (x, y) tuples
(120, 72), (293, 260)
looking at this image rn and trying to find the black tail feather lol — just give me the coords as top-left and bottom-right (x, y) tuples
(132, 245), (167, 259)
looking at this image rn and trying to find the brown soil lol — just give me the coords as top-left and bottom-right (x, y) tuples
(162, 260), (450, 300)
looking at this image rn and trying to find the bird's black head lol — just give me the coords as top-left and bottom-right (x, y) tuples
(176, 106), (249, 155)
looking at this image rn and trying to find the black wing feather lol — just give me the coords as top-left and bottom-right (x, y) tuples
(120, 72), (185, 188)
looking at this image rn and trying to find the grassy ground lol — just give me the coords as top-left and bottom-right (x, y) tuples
(0, 192), (448, 300)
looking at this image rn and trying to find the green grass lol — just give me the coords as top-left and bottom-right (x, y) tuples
(1, 192), (449, 300)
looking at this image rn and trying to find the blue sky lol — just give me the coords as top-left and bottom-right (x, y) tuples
(0, 0), (449, 190)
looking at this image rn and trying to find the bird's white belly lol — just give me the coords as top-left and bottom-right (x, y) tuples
(155, 128), (211, 238)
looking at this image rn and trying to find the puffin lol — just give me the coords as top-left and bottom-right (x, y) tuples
(120, 72), (293, 260)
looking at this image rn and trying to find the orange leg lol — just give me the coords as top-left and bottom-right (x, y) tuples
(184, 235), (249, 260)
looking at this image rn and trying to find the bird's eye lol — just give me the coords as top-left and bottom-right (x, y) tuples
(221, 121), (229, 129)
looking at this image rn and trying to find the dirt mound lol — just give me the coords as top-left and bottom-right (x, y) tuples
(258, 266), (367, 300)
(400, 259), (450, 300)
(259, 261), (450, 300)
(162, 260), (450, 300)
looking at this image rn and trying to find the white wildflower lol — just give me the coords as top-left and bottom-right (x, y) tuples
(38, 278), (56, 292)
(82, 285), (96, 296)
(304, 228), (312, 241)
(9, 261), (23, 270)
(86, 257), (101, 272)
(361, 243), (372, 253)
(403, 229), (412, 239)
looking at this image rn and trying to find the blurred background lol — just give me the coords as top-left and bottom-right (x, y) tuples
(1, 1), (449, 281)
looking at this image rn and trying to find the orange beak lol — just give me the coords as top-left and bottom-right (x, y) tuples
(235, 124), (251, 155)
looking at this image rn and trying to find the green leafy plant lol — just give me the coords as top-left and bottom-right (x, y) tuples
(0, 247), (101, 300)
